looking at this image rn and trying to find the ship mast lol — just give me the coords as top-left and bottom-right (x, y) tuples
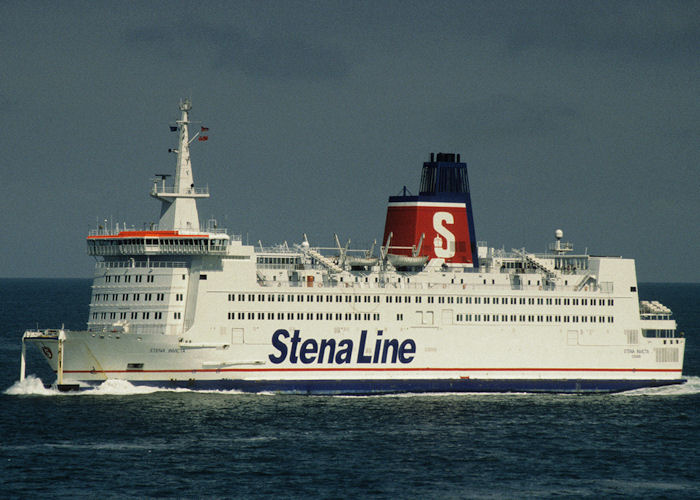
(150, 98), (209, 232)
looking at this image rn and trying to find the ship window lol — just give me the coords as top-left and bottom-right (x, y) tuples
(199, 274), (207, 280)
(630, 286), (636, 292)
(258, 294), (265, 301)
(278, 295), (285, 302)
(248, 294), (255, 301)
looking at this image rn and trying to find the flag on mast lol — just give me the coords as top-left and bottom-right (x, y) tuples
(199, 126), (209, 141)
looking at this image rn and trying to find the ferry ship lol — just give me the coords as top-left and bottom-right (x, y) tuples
(20, 99), (686, 394)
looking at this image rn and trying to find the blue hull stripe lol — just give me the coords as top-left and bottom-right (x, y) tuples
(113, 378), (686, 395)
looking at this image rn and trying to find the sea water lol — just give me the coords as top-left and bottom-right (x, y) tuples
(1, 279), (699, 498)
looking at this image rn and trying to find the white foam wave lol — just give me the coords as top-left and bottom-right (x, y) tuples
(4, 375), (59, 396)
(4, 376), (248, 397)
(7, 376), (699, 398)
(617, 375), (700, 397)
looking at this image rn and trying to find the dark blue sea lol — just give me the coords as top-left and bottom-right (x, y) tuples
(1, 279), (699, 498)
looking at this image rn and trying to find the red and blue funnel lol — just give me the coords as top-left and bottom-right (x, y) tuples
(383, 153), (478, 266)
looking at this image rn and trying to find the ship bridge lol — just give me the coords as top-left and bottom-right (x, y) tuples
(87, 228), (229, 256)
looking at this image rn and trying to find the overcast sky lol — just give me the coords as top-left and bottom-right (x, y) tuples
(2, 1), (698, 282)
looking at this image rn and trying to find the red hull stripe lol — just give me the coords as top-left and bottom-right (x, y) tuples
(62, 367), (683, 374)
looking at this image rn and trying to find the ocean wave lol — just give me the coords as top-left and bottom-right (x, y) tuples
(3, 376), (247, 396)
(7, 375), (699, 397)
(616, 375), (700, 397)
(4, 375), (59, 396)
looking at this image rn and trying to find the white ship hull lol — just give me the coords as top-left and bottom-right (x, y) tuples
(29, 320), (685, 393)
(20, 100), (686, 394)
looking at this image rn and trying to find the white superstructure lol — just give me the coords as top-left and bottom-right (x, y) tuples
(21, 100), (686, 394)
